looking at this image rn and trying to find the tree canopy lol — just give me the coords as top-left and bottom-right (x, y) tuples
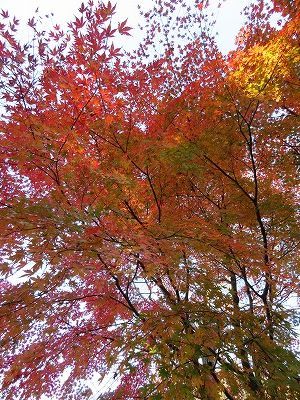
(0, 1), (299, 399)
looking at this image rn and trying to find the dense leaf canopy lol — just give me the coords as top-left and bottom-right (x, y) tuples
(0, 1), (299, 399)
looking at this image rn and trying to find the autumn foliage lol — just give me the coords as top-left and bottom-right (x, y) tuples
(0, 0), (299, 399)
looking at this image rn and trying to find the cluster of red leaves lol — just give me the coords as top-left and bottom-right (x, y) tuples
(0, 1), (299, 399)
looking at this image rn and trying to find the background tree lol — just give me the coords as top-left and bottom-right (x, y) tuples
(0, 1), (299, 399)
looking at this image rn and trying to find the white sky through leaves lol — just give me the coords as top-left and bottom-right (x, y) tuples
(1, 0), (248, 53)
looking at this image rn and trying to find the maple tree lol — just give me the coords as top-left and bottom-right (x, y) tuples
(0, 0), (299, 399)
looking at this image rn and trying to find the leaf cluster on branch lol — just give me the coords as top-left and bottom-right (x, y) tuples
(0, 1), (299, 399)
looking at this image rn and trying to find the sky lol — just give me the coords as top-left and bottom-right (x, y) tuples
(0, 1), (249, 398)
(0, 0), (249, 53)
